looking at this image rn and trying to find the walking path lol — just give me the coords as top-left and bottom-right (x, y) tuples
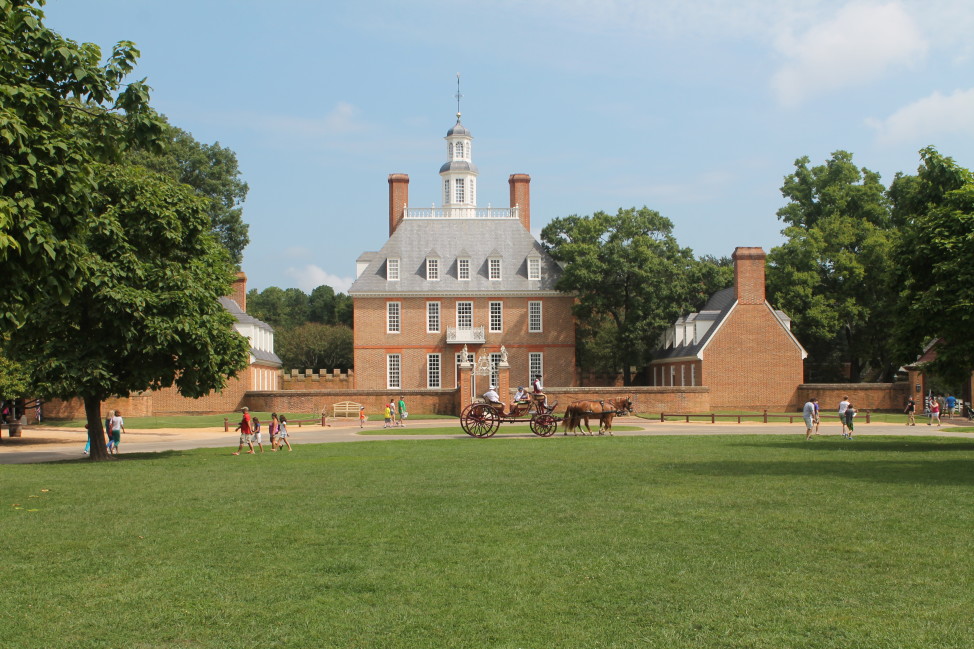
(2, 417), (972, 465)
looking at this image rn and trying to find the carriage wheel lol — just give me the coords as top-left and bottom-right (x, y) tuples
(461, 403), (499, 438)
(530, 413), (558, 437)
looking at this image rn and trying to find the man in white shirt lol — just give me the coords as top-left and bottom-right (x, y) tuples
(483, 386), (502, 409)
(838, 396), (850, 436)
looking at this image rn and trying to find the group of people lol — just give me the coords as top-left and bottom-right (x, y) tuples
(483, 374), (547, 414)
(382, 396), (407, 428)
(802, 396), (857, 440)
(232, 408), (291, 455)
(83, 409), (125, 455)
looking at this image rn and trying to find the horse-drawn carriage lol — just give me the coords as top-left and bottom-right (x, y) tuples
(560, 396), (634, 435)
(460, 398), (561, 438)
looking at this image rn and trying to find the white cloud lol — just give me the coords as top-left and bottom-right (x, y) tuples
(284, 265), (354, 293)
(259, 101), (369, 138)
(867, 88), (974, 143)
(771, 2), (927, 106)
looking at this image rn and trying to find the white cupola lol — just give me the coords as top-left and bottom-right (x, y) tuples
(440, 112), (478, 208)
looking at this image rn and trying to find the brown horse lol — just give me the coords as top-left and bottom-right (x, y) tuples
(561, 396), (633, 436)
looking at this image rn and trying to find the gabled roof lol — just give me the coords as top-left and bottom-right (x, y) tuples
(219, 297), (283, 365)
(652, 288), (735, 360)
(349, 219), (563, 295)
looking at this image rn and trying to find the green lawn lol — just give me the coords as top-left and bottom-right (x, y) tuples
(3, 435), (973, 648)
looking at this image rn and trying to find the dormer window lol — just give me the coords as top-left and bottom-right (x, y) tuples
(527, 257), (541, 280)
(427, 257), (439, 281)
(458, 258), (470, 280)
(489, 257), (502, 281)
(387, 258), (400, 281)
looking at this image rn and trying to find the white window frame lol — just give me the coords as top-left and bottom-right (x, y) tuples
(387, 301), (401, 334)
(681, 365), (686, 387)
(458, 258), (470, 281)
(427, 353), (441, 389)
(527, 257), (541, 280)
(387, 354), (401, 390)
(490, 352), (502, 388)
(489, 257), (502, 281)
(443, 179), (450, 204)
(690, 364), (696, 387)
(528, 301), (542, 333)
(456, 301), (473, 329)
(387, 258), (400, 281)
(427, 301), (440, 333)
(455, 178), (464, 203)
(669, 366), (675, 386)
(489, 301), (503, 333)
(455, 141), (464, 159)
(529, 352), (543, 384)
(427, 257), (439, 281)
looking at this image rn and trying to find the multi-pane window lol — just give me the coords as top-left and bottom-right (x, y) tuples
(387, 301), (401, 334)
(529, 353), (543, 383)
(490, 352), (502, 388)
(681, 365), (686, 387)
(458, 258), (470, 280)
(455, 178), (465, 203)
(527, 257), (541, 280)
(470, 178), (475, 204)
(427, 257), (439, 281)
(455, 141), (464, 158)
(387, 354), (401, 389)
(690, 364), (696, 387)
(456, 301), (473, 329)
(427, 354), (441, 388)
(387, 258), (400, 281)
(528, 301), (542, 332)
(489, 258), (501, 280)
(443, 179), (450, 204)
(489, 301), (503, 332)
(427, 301), (440, 333)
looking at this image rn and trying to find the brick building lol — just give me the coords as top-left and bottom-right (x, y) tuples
(650, 247), (806, 410)
(348, 113), (576, 400)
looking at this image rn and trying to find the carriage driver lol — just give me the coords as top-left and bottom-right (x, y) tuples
(483, 385), (504, 414)
(532, 374), (548, 410)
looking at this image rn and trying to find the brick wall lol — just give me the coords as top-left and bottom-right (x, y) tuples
(281, 369), (354, 391)
(509, 174), (531, 231)
(797, 383), (911, 412)
(703, 304), (805, 411)
(353, 294), (576, 391)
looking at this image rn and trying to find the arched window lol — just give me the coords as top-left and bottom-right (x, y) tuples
(455, 141), (464, 159)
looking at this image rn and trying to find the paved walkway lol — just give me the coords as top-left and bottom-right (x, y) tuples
(2, 417), (972, 465)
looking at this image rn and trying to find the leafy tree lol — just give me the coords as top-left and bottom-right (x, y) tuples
(6, 164), (250, 459)
(1, 0), (162, 328)
(691, 255), (734, 310)
(276, 323), (353, 372)
(891, 146), (974, 385)
(127, 121), (249, 264)
(247, 286), (287, 327)
(541, 207), (698, 385)
(766, 151), (899, 381)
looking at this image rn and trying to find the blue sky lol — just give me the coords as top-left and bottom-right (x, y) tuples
(43, 0), (974, 294)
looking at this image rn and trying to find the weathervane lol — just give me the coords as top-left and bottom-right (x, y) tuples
(455, 73), (462, 120)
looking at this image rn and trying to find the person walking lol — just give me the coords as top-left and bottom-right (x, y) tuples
(108, 409), (125, 455)
(838, 396), (850, 436)
(359, 406), (367, 428)
(946, 394), (957, 419)
(802, 398), (818, 441)
(277, 415), (292, 451)
(383, 402), (393, 428)
(232, 407), (255, 455)
(396, 396), (408, 428)
(102, 410), (114, 454)
(844, 403), (857, 439)
(929, 399), (941, 427)
(904, 397), (916, 426)
(269, 413), (280, 450)
(251, 417), (266, 453)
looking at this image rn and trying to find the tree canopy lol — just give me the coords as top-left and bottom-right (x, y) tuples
(127, 121), (249, 264)
(766, 151), (898, 381)
(892, 147), (974, 385)
(7, 163), (250, 458)
(541, 207), (705, 385)
(0, 0), (162, 329)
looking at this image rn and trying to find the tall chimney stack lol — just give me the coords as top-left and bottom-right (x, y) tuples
(509, 174), (531, 232)
(732, 247), (767, 305)
(231, 271), (247, 311)
(388, 174), (409, 235)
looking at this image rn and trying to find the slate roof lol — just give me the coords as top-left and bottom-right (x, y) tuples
(348, 218), (563, 295)
(652, 287), (735, 360)
(218, 297), (283, 365)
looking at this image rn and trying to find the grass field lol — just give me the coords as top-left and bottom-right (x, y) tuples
(3, 434), (973, 648)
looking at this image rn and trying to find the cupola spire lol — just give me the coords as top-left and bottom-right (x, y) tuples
(441, 75), (477, 209)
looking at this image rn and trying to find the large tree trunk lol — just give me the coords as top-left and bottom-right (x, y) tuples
(84, 394), (109, 461)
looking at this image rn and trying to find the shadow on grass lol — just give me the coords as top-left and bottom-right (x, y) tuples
(678, 458), (974, 485)
(743, 439), (974, 454)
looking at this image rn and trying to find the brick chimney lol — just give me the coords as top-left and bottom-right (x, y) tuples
(732, 247), (766, 305)
(509, 174), (531, 231)
(388, 174), (409, 235)
(231, 271), (247, 311)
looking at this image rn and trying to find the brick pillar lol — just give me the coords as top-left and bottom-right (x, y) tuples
(509, 174), (531, 232)
(458, 358), (474, 413)
(231, 271), (247, 311)
(497, 361), (511, 409)
(732, 247), (767, 305)
(389, 174), (409, 235)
